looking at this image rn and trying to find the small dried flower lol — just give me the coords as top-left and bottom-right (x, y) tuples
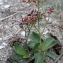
(49, 8), (54, 12)
(42, 13), (46, 18)
(28, 0), (32, 3)
(47, 7), (54, 15)
(23, 16), (28, 21)
(33, 0), (36, 3)
(22, 0), (26, 2)
(22, 0), (37, 5)
(27, 9), (38, 16)
(27, 10), (33, 16)
(32, 9), (38, 15)
(19, 19), (23, 25)
(26, 17), (31, 23)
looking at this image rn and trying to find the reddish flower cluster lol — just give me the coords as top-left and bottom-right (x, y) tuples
(19, 7), (54, 25)
(23, 15), (37, 24)
(47, 8), (54, 14)
(22, 0), (36, 3)
(19, 9), (38, 24)
(42, 7), (54, 18)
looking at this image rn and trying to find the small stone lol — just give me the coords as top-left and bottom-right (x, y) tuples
(21, 31), (25, 37)
(0, 45), (5, 49)
(0, 38), (2, 41)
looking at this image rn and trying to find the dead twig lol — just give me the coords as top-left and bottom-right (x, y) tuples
(0, 12), (18, 21)
(54, 52), (63, 63)
(0, 4), (31, 21)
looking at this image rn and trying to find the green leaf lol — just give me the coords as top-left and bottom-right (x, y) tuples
(14, 44), (28, 58)
(27, 56), (34, 63)
(28, 32), (40, 48)
(34, 52), (45, 63)
(12, 54), (23, 61)
(46, 52), (57, 60)
(31, 43), (40, 55)
(23, 44), (30, 53)
(30, 32), (40, 43)
(40, 37), (58, 51)
(12, 54), (26, 63)
(28, 41), (36, 48)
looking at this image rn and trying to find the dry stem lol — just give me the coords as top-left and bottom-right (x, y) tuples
(54, 52), (63, 63)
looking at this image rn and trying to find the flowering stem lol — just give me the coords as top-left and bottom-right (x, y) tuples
(34, 25), (39, 32)
(26, 24), (33, 41)
(41, 19), (48, 38)
(37, 0), (40, 11)
(37, 0), (40, 30)
(37, 0), (42, 45)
